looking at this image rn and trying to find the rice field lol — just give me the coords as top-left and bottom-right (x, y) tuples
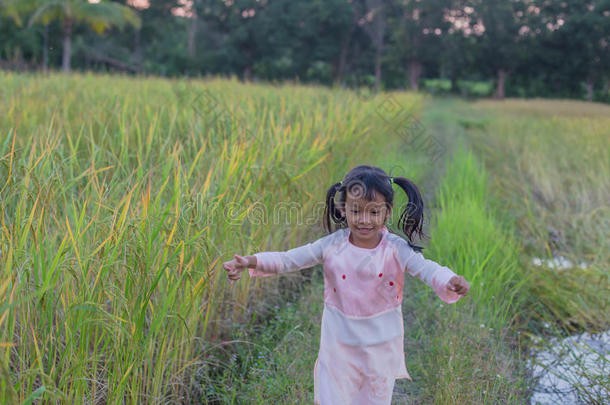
(0, 72), (426, 402)
(1, 72), (607, 404)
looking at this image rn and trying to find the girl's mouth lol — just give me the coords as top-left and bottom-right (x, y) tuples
(356, 227), (373, 234)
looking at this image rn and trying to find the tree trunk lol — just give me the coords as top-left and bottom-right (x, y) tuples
(62, 19), (72, 73)
(374, 46), (382, 92)
(494, 68), (507, 99)
(243, 65), (252, 81)
(450, 75), (458, 94)
(408, 60), (422, 90)
(585, 77), (594, 102)
(363, 0), (385, 92)
(42, 24), (49, 73)
(133, 27), (143, 68)
(334, 39), (349, 85)
(187, 7), (198, 58)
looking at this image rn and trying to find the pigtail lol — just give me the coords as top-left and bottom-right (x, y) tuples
(392, 176), (427, 252)
(323, 182), (345, 233)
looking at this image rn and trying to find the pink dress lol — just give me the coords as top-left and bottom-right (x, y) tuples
(248, 226), (463, 404)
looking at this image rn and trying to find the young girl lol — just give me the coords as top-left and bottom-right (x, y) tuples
(223, 165), (470, 404)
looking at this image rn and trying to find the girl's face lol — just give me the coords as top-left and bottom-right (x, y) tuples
(340, 185), (391, 247)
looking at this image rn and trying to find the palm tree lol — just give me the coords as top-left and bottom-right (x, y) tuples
(3, 0), (141, 72)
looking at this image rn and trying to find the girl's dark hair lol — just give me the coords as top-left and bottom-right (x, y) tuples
(323, 165), (427, 252)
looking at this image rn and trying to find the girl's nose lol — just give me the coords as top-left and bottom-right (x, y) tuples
(357, 217), (372, 225)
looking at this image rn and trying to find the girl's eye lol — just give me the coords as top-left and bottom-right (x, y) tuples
(372, 211), (379, 215)
(351, 210), (359, 214)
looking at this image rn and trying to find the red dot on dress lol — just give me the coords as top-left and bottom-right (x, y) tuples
(378, 273), (383, 277)
(389, 281), (394, 286)
(334, 287), (337, 292)
(342, 274), (346, 279)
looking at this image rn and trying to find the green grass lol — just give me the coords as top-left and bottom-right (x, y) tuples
(461, 98), (609, 333)
(420, 79), (494, 98)
(457, 97), (609, 403)
(399, 145), (529, 404)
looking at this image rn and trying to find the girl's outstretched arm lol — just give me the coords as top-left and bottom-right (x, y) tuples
(393, 237), (469, 303)
(223, 230), (342, 283)
(404, 251), (468, 303)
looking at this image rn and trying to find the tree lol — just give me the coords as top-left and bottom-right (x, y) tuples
(537, 0), (610, 101)
(388, 0), (458, 90)
(468, 0), (528, 99)
(357, 0), (387, 92)
(11, 0), (141, 72)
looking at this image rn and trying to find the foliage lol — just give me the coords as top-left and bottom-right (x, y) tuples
(0, 72), (425, 402)
(0, 0), (608, 100)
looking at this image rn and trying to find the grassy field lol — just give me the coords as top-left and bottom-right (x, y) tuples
(1, 72), (607, 404)
(0, 72), (426, 402)
(459, 98), (609, 334)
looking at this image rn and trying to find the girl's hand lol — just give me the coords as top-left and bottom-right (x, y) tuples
(222, 254), (250, 286)
(447, 275), (469, 296)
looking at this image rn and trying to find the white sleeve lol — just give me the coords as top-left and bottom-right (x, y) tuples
(394, 237), (462, 304)
(248, 230), (341, 278)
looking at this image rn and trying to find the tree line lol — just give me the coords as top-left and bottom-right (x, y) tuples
(1, 0), (608, 101)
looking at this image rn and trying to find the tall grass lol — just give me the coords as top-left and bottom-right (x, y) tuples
(0, 72), (423, 402)
(427, 145), (529, 330)
(461, 99), (609, 332)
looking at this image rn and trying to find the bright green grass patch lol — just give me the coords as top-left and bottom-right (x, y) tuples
(420, 79), (494, 98)
(427, 146), (529, 329)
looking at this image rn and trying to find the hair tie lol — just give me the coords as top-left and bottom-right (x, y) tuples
(338, 180), (342, 186)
